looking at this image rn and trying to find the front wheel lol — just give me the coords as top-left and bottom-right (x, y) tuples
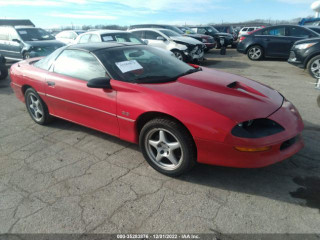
(23, 51), (30, 60)
(25, 88), (52, 125)
(139, 118), (196, 177)
(307, 55), (320, 79)
(247, 45), (264, 61)
(171, 50), (186, 62)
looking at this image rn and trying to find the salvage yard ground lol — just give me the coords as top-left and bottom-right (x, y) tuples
(0, 49), (319, 234)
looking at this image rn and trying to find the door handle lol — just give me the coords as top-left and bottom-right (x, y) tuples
(46, 81), (55, 86)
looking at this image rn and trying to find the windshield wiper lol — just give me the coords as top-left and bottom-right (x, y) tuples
(174, 67), (202, 79)
(135, 75), (175, 83)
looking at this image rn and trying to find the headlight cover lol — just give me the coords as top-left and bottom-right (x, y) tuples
(231, 118), (285, 139)
(295, 43), (316, 50)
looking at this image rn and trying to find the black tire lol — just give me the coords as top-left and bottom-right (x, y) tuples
(317, 95), (320, 108)
(171, 50), (186, 62)
(216, 43), (221, 49)
(23, 51), (30, 60)
(0, 65), (8, 80)
(139, 118), (196, 177)
(247, 45), (264, 61)
(307, 55), (320, 79)
(25, 88), (52, 125)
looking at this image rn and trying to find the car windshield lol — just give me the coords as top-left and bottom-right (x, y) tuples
(206, 27), (219, 34)
(96, 46), (197, 83)
(181, 27), (196, 34)
(17, 28), (55, 41)
(101, 33), (144, 44)
(159, 30), (181, 37)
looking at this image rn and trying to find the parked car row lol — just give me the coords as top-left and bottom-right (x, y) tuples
(236, 24), (320, 78)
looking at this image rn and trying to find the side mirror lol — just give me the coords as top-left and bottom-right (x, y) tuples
(12, 39), (21, 43)
(143, 39), (149, 44)
(157, 36), (165, 41)
(87, 77), (112, 89)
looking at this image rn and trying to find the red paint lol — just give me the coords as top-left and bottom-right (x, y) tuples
(10, 59), (304, 168)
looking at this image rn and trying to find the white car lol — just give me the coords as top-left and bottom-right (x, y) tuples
(74, 30), (176, 58)
(129, 28), (205, 62)
(55, 30), (86, 45)
(238, 27), (261, 37)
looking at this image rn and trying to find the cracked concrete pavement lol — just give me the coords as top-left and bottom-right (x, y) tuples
(0, 49), (320, 234)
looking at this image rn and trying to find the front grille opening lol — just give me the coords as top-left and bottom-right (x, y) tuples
(280, 135), (299, 151)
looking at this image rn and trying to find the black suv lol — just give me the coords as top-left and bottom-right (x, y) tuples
(214, 25), (238, 42)
(190, 26), (234, 48)
(0, 19), (65, 61)
(288, 37), (320, 78)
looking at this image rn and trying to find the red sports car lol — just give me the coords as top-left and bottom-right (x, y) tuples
(10, 43), (304, 176)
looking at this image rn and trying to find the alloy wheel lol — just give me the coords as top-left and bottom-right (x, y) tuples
(27, 93), (44, 122)
(248, 47), (262, 60)
(144, 128), (183, 171)
(174, 52), (184, 61)
(310, 59), (320, 78)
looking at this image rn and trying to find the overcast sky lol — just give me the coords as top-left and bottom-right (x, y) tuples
(0, 0), (317, 28)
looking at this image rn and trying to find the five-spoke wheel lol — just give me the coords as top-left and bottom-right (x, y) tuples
(307, 55), (320, 79)
(140, 118), (196, 176)
(247, 45), (263, 61)
(25, 88), (52, 125)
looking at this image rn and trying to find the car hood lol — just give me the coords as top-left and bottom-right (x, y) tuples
(141, 68), (283, 123)
(170, 36), (203, 45)
(25, 40), (66, 48)
(294, 37), (320, 45)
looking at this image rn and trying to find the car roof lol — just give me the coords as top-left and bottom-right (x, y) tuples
(66, 42), (142, 52)
(87, 30), (126, 34)
(131, 24), (169, 27)
(129, 28), (169, 32)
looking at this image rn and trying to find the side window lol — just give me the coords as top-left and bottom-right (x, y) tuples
(289, 27), (313, 37)
(79, 34), (90, 43)
(53, 50), (106, 81)
(145, 31), (161, 40)
(197, 28), (206, 34)
(131, 31), (144, 39)
(247, 28), (254, 32)
(8, 28), (19, 41)
(261, 27), (286, 36)
(89, 34), (100, 43)
(0, 27), (9, 40)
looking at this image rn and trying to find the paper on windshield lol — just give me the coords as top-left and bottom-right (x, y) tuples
(102, 36), (113, 41)
(115, 60), (143, 73)
(18, 30), (27, 34)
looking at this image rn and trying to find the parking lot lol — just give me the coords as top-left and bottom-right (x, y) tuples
(0, 49), (320, 235)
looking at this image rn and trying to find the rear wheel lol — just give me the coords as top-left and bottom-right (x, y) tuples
(139, 118), (196, 176)
(247, 45), (263, 61)
(307, 55), (320, 79)
(171, 50), (186, 62)
(25, 88), (52, 125)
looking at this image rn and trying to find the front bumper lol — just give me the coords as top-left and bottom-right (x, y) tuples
(237, 42), (246, 53)
(195, 100), (304, 168)
(287, 50), (305, 69)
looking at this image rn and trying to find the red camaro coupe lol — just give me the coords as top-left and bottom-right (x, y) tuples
(10, 43), (304, 176)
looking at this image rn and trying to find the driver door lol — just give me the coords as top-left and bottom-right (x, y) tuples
(44, 49), (119, 136)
